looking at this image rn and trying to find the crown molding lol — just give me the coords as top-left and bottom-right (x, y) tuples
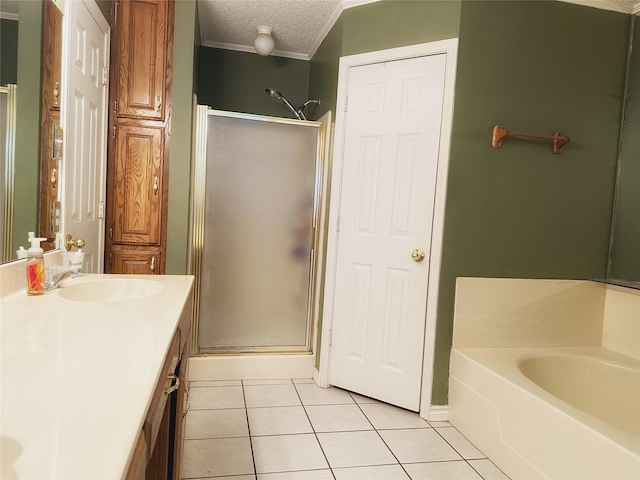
(201, 40), (311, 61)
(559, 0), (638, 14)
(341, 0), (379, 10)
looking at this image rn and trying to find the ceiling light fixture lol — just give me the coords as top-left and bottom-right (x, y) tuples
(254, 26), (274, 56)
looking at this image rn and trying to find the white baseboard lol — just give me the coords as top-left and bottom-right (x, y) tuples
(188, 354), (316, 381)
(428, 405), (449, 422)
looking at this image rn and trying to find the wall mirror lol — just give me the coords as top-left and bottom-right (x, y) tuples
(1, 0), (48, 263)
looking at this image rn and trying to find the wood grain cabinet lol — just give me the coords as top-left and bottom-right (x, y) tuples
(106, 0), (173, 274)
(125, 295), (191, 480)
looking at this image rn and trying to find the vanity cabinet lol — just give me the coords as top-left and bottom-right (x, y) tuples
(105, 0), (173, 274)
(125, 293), (191, 479)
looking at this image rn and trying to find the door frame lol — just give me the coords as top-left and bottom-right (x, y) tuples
(317, 38), (458, 420)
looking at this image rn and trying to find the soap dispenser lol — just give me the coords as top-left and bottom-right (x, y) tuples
(26, 237), (47, 295)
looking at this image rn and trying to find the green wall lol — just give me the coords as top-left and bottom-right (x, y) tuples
(1, 19), (18, 85)
(342, 0), (461, 56)
(609, 16), (640, 281)
(308, 0), (629, 405)
(166, 0), (198, 274)
(198, 47), (311, 119)
(12, 0), (42, 255)
(432, 0), (628, 404)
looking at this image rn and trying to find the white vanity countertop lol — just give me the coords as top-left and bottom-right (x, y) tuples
(0, 274), (194, 479)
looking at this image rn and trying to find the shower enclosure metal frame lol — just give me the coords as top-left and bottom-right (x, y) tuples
(188, 107), (328, 356)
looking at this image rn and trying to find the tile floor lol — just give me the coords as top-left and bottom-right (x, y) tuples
(181, 378), (510, 480)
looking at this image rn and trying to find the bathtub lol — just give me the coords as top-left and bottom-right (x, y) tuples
(449, 346), (640, 479)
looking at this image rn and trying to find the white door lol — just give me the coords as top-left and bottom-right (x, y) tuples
(61, 0), (109, 273)
(329, 54), (446, 411)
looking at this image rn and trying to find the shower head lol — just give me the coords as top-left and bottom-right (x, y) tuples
(264, 88), (320, 121)
(265, 88), (284, 100)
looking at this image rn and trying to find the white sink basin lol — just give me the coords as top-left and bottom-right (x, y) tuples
(58, 278), (164, 302)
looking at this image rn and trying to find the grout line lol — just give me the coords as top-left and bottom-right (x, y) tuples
(241, 380), (258, 477)
(293, 380), (337, 480)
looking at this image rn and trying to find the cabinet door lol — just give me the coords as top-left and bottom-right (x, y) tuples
(113, 123), (163, 245)
(112, 247), (162, 274)
(116, 0), (169, 120)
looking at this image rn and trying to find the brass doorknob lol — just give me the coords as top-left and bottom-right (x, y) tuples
(66, 234), (86, 251)
(411, 248), (425, 262)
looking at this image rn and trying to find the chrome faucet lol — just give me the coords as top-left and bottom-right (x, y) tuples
(44, 267), (82, 291)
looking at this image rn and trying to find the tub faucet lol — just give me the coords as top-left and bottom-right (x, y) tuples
(44, 267), (82, 291)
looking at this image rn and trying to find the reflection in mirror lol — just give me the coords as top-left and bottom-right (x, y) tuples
(1, 84), (17, 262)
(0, 1), (18, 262)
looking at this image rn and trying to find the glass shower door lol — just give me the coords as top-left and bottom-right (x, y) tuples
(198, 111), (320, 352)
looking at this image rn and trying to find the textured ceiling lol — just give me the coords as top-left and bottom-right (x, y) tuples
(197, 0), (640, 60)
(197, 0), (345, 60)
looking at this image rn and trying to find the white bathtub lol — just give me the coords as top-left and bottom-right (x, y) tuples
(449, 346), (640, 479)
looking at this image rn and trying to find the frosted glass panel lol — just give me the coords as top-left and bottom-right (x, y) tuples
(199, 114), (319, 349)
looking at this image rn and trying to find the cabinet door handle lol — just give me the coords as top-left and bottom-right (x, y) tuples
(154, 93), (162, 112)
(165, 374), (179, 395)
(153, 176), (159, 196)
(150, 256), (155, 274)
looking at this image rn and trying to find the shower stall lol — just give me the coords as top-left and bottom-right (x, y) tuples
(189, 107), (328, 362)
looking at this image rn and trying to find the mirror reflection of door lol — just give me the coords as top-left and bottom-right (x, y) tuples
(59, 0), (110, 273)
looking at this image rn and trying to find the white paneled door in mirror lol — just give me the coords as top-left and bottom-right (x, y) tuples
(61, 0), (109, 273)
(330, 54), (446, 411)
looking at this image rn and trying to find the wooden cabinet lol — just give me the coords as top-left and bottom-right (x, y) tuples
(113, 123), (164, 245)
(106, 0), (173, 274)
(125, 293), (192, 480)
(115, 0), (170, 121)
(112, 247), (162, 275)
(38, 0), (63, 251)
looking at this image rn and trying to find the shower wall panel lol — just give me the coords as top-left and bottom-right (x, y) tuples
(199, 114), (319, 350)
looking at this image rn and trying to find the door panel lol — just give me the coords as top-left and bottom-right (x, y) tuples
(116, 0), (168, 120)
(329, 54), (446, 411)
(112, 123), (163, 245)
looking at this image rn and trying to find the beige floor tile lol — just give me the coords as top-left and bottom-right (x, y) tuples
(435, 427), (485, 459)
(244, 384), (302, 408)
(305, 404), (373, 432)
(333, 464), (410, 479)
(316, 431), (397, 468)
(247, 406), (313, 436)
(184, 408), (248, 439)
(403, 460), (482, 479)
(292, 378), (316, 384)
(378, 429), (462, 463)
(252, 434), (329, 474)
(189, 380), (242, 387)
(189, 386), (245, 410)
(243, 379), (294, 386)
(181, 437), (254, 478)
(359, 402), (430, 430)
(295, 384), (354, 405)
(257, 469), (334, 479)
(468, 459), (511, 479)
(348, 392), (381, 404)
